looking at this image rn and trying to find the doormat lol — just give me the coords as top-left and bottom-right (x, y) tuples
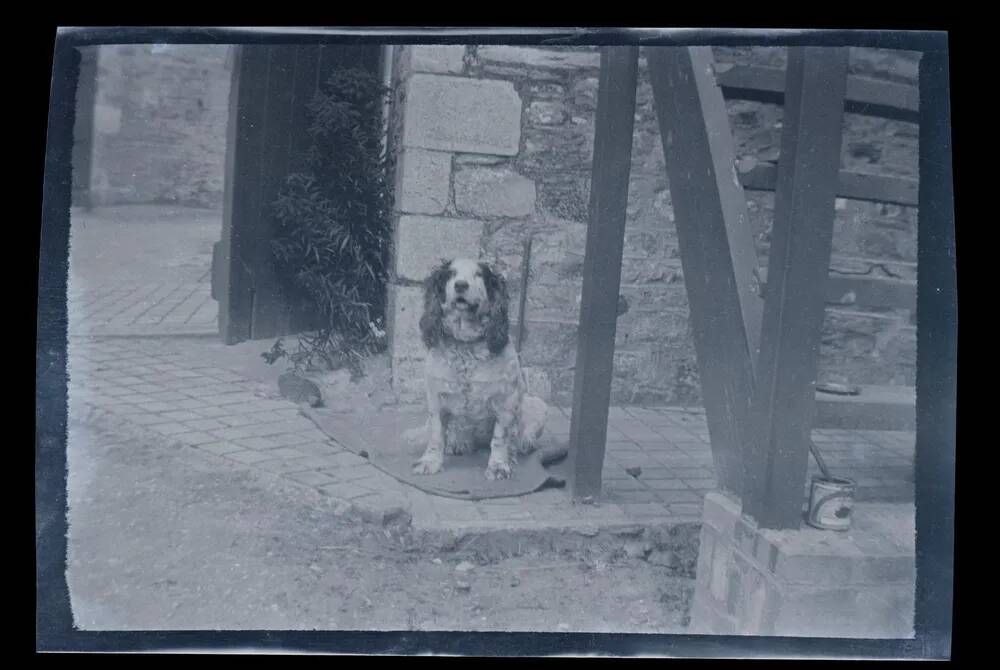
(302, 408), (569, 500)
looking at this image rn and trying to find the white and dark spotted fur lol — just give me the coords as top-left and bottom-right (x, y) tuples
(406, 258), (547, 480)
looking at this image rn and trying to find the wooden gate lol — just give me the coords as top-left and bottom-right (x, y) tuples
(213, 44), (381, 344)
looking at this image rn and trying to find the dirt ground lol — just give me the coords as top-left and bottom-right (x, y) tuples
(66, 419), (694, 633)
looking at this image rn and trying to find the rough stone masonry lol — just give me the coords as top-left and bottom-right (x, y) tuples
(386, 45), (920, 407)
(81, 44), (919, 408)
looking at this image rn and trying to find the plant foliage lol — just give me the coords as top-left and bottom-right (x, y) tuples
(264, 67), (394, 375)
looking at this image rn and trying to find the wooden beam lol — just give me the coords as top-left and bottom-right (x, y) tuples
(914, 46), (956, 650)
(825, 274), (916, 312)
(742, 47), (850, 529)
(568, 46), (639, 500)
(218, 44), (260, 344)
(717, 64), (919, 122)
(646, 46), (764, 497)
(844, 73), (920, 121)
(739, 163), (919, 207)
(758, 265), (917, 312)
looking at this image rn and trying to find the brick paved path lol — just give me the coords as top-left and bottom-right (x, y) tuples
(69, 281), (216, 337)
(68, 336), (914, 535)
(68, 206), (219, 337)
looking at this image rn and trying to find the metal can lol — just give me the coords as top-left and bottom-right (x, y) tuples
(806, 477), (856, 531)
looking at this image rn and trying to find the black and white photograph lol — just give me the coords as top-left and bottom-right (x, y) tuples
(36, 26), (957, 658)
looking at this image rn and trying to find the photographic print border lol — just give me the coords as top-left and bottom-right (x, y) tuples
(36, 26), (957, 658)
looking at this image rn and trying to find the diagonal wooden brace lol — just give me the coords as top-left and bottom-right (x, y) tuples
(646, 46), (765, 497)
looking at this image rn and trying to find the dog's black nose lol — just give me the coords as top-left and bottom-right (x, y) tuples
(454, 280), (469, 293)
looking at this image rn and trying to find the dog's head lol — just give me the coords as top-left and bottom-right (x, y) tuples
(420, 258), (510, 354)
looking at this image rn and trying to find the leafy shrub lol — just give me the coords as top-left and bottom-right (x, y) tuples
(264, 67), (394, 375)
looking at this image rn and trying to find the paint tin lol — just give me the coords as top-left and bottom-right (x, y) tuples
(806, 477), (856, 531)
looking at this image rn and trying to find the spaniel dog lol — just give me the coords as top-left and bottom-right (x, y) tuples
(406, 258), (548, 480)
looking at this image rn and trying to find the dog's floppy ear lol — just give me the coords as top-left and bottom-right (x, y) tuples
(420, 260), (452, 350)
(480, 262), (510, 354)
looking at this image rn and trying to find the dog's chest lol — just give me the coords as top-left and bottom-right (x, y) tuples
(427, 345), (518, 414)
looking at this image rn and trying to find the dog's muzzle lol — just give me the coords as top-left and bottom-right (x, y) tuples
(452, 297), (479, 313)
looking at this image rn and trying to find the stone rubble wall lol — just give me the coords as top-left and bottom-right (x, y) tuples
(388, 45), (919, 406)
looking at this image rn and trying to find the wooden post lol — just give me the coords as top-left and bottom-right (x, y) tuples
(741, 47), (849, 529)
(914, 45), (956, 651)
(568, 46), (639, 499)
(646, 47), (765, 497)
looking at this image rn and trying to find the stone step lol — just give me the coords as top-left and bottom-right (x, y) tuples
(814, 384), (915, 431)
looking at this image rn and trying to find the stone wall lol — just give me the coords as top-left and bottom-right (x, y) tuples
(387, 45), (920, 407)
(87, 44), (233, 208)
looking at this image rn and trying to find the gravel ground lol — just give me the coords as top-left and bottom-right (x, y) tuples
(66, 419), (694, 633)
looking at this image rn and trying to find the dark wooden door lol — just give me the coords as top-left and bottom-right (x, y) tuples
(215, 44), (381, 344)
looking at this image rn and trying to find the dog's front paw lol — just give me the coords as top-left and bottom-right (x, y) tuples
(412, 454), (444, 475)
(484, 457), (515, 480)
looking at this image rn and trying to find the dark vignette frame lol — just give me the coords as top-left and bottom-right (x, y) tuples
(37, 26), (957, 658)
